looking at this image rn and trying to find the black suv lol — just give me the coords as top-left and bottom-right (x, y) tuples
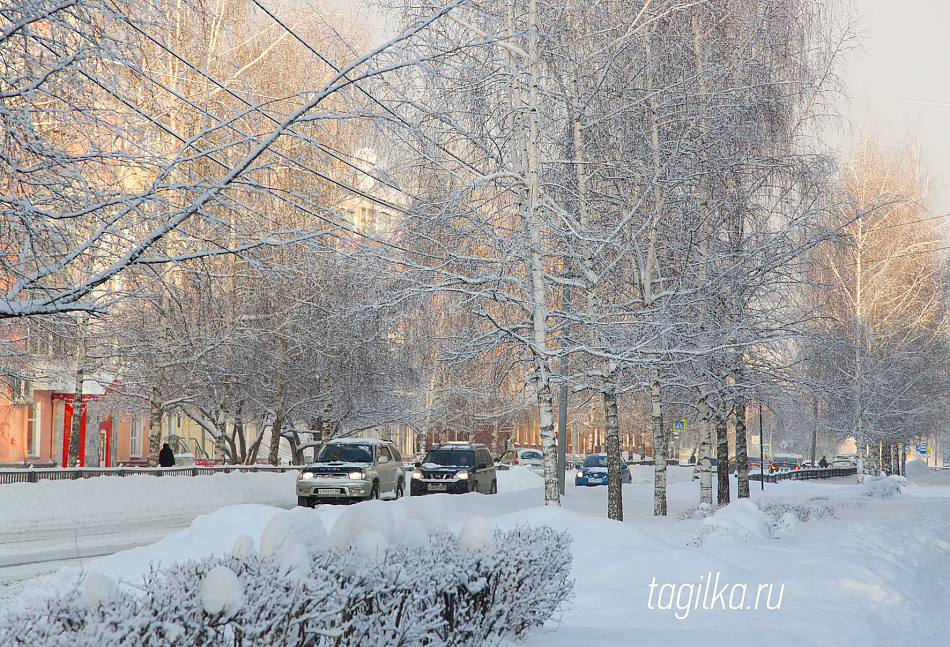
(410, 442), (497, 495)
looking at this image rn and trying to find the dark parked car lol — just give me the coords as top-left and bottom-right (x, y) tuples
(411, 442), (498, 495)
(575, 453), (631, 486)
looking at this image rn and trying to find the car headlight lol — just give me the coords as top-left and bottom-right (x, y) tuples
(576, 470), (584, 479)
(301, 472), (314, 480)
(412, 470), (422, 480)
(348, 471), (364, 480)
(456, 470), (469, 480)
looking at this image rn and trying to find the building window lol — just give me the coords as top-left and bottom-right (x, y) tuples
(27, 401), (41, 458)
(357, 206), (378, 232)
(130, 419), (143, 458)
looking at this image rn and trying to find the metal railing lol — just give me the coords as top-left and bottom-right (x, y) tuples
(748, 466), (857, 483)
(0, 464), (301, 485)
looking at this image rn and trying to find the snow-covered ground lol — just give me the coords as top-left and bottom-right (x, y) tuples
(0, 471), (297, 582)
(3, 461), (950, 645)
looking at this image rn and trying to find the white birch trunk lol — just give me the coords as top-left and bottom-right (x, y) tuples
(699, 402), (713, 505)
(651, 374), (667, 516)
(735, 397), (750, 499)
(524, 0), (558, 506)
(604, 385), (623, 520)
(715, 413), (730, 506)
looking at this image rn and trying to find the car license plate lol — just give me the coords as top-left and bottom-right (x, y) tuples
(588, 477), (603, 484)
(317, 489), (339, 495)
(429, 483), (447, 491)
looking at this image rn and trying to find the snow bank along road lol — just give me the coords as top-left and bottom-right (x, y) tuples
(0, 471), (296, 583)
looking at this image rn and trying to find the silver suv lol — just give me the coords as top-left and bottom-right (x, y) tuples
(296, 438), (406, 506)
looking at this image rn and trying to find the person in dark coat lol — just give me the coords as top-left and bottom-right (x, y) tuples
(159, 442), (176, 467)
(819, 456), (829, 468)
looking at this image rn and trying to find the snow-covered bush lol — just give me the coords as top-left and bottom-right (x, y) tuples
(689, 499), (772, 546)
(756, 497), (840, 524)
(678, 503), (716, 522)
(0, 526), (572, 647)
(862, 475), (903, 498)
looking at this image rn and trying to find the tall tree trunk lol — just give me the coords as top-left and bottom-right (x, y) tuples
(148, 292), (170, 467)
(235, 412), (246, 463)
(651, 374), (667, 516)
(214, 411), (227, 465)
(735, 398), (749, 499)
(525, 0), (558, 507)
(290, 429), (303, 465)
(692, 12), (715, 509)
(147, 385), (163, 467)
(603, 385), (623, 521)
(699, 403), (713, 505)
(716, 413), (730, 506)
(321, 372), (334, 445)
(534, 359), (559, 506)
(247, 423), (264, 465)
(854, 214), (865, 483)
(67, 325), (86, 467)
(267, 413), (282, 465)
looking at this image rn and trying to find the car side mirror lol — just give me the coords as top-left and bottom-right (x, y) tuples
(378, 455), (389, 464)
(414, 461), (422, 468)
(477, 462), (487, 469)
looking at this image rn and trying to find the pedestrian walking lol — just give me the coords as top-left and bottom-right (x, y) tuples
(159, 442), (175, 467)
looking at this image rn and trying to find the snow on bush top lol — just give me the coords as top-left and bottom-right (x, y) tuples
(259, 511), (301, 558)
(200, 565), (244, 619)
(459, 516), (495, 552)
(397, 494), (449, 535)
(232, 534), (256, 558)
(327, 499), (395, 549)
(292, 507), (328, 551)
(693, 499), (771, 545)
(81, 572), (118, 608)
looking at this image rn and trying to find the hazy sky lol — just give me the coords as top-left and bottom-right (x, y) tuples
(842, 0), (950, 214)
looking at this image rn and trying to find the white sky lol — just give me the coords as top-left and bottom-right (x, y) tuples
(842, 0), (950, 214)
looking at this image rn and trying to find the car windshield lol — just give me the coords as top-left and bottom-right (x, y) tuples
(520, 451), (543, 461)
(424, 449), (475, 467)
(316, 443), (373, 463)
(583, 455), (608, 468)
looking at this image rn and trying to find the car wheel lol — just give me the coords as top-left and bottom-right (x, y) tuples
(395, 479), (404, 499)
(470, 479), (478, 493)
(297, 496), (312, 508)
(370, 482), (380, 500)
(489, 480), (497, 494)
